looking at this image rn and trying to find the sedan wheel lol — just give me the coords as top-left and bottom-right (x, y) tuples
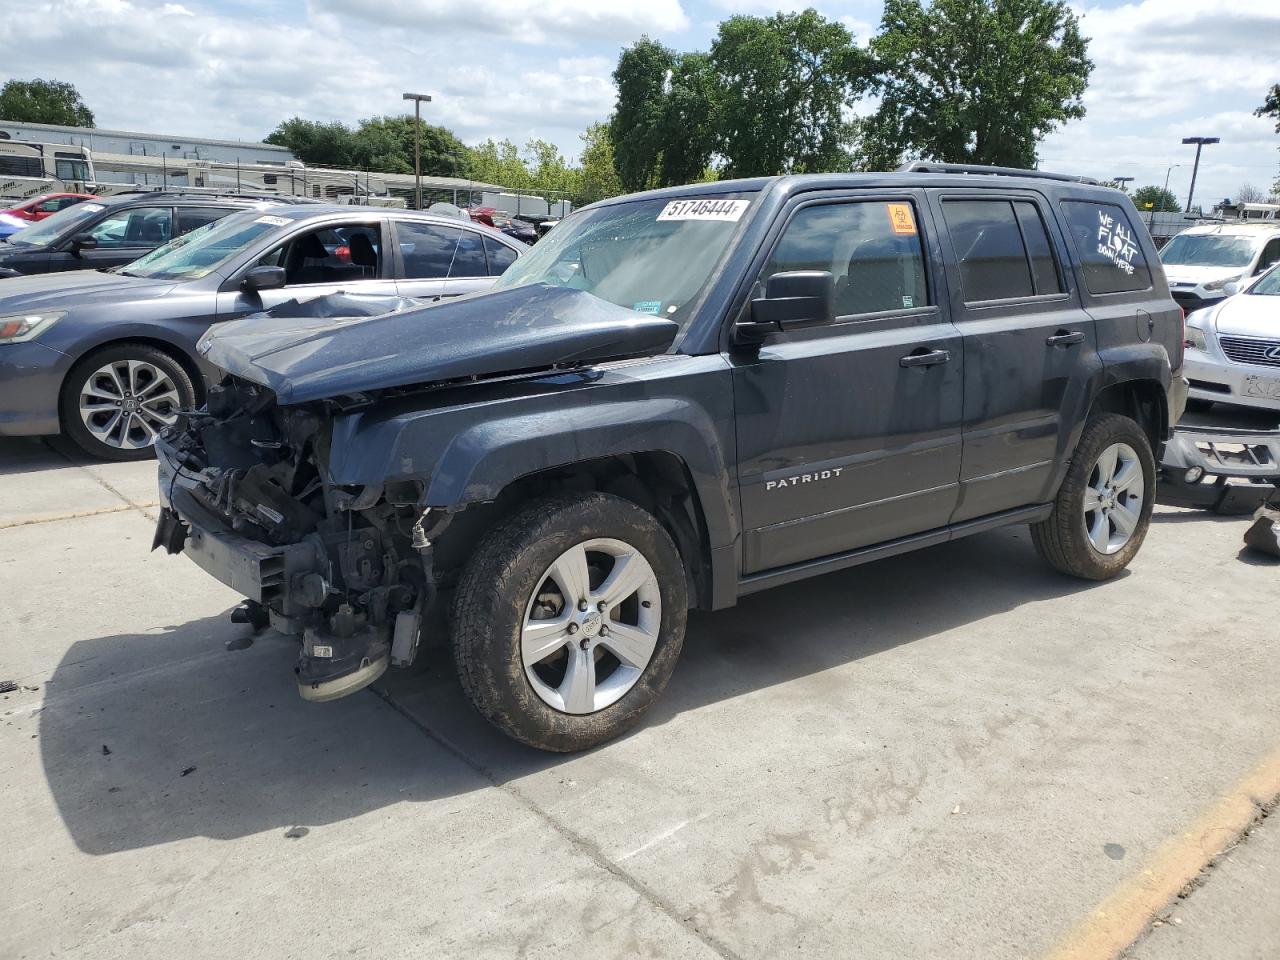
(78, 358), (182, 451)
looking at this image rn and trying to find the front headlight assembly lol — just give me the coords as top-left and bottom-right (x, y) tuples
(1184, 324), (1209, 352)
(0, 311), (65, 344)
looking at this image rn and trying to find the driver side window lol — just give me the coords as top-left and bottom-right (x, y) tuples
(254, 223), (382, 286)
(760, 200), (931, 317)
(1256, 238), (1280, 275)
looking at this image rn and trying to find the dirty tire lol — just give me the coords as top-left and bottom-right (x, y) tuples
(1031, 413), (1156, 580)
(452, 493), (687, 752)
(59, 342), (195, 461)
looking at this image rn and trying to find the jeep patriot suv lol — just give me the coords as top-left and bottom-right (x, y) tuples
(154, 162), (1187, 751)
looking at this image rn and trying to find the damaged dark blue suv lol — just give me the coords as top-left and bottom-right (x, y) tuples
(154, 163), (1187, 751)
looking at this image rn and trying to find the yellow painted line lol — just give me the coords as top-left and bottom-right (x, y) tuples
(0, 501), (160, 530)
(1044, 741), (1280, 960)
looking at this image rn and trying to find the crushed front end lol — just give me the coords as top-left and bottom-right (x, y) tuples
(153, 378), (443, 701)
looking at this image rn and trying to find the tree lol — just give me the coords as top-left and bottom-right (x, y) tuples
(709, 10), (872, 177)
(351, 116), (469, 177)
(0, 78), (94, 126)
(1235, 182), (1267, 204)
(1256, 83), (1280, 131)
(866, 0), (1093, 168)
(1132, 185), (1179, 213)
(610, 37), (683, 191)
(265, 118), (355, 166)
(576, 123), (623, 204)
(467, 138), (532, 189)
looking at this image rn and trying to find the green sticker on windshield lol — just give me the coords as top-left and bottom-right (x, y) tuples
(632, 300), (662, 314)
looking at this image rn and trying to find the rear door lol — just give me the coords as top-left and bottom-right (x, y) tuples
(930, 191), (1098, 521)
(732, 191), (965, 573)
(392, 220), (518, 298)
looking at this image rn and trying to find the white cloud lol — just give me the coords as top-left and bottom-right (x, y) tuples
(313, 0), (688, 44)
(1041, 0), (1280, 203)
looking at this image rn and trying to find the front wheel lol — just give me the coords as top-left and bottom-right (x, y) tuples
(59, 343), (195, 461)
(452, 493), (687, 752)
(1031, 413), (1156, 580)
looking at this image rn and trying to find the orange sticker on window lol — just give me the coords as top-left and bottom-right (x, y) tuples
(887, 203), (916, 235)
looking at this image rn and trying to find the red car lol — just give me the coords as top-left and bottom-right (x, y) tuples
(1, 192), (98, 222)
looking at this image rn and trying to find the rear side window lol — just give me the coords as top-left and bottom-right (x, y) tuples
(484, 235), (517, 274)
(177, 207), (229, 237)
(451, 231), (488, 277)
(943, 199), (1064, 302)
(1061, 200), (1153, 295)
(761, 200), (930, 316)
(398, 221), (460, 279)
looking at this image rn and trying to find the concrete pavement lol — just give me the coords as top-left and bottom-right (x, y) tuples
(1, 435), (1278, 959)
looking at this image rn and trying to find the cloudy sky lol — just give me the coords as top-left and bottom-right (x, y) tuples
(3, 0), (1277, 204)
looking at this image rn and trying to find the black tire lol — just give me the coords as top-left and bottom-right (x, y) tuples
(1185, 398), (1215, 413)
(59, 343), (195, 461)
(1031, 413), (1156, 580)
(452, 492), (687, 752)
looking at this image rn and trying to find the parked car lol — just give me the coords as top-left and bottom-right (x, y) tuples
(1183, 263), (1280, 412)
(0, 213), (28, 240)
(0, 191), (312, 279)
(0, 205), (524, 459)
(469, 206), (537, 244)
(152, 163), (1185, 752)
(1160, 222), (1280, 314)
(1, 192), (98, 222)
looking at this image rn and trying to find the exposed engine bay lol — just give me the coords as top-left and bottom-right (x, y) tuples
(153, 377), (446, 702)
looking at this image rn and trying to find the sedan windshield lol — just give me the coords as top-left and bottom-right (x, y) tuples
(1159, 234), (1256, 268)
(119, 212), (284, 281)
(1250, 265), (1280, 296)
(491, 194), (756, 329)
(2, 200), (106, 249)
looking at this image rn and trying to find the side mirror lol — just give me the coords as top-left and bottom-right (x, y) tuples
(241, 265), (287, 292)
(69, 233), (98, 254)
(1223, 280), (1239, 297)
(736, 271), (835, 342)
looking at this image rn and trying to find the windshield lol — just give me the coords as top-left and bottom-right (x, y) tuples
(119, 211), (284, 281)
(1250, 265), (1280, 296)
(491, 194), (755, 329)
(1159, 233), (1257, 268)
(3, 200), (106, 248)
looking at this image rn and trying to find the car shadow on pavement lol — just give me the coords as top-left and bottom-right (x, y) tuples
(40, 525), (1113, 856)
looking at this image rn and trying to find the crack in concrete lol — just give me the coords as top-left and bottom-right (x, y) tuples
(370, 686), (745, 960)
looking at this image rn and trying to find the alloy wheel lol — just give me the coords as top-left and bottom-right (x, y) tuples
(521, 538), (661, 714)
(1083, 441), (1145, 555)
(78, 358), (182, 451)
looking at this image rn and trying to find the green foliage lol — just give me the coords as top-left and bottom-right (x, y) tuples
(610, 38), (685, 191)
(0, 78), (94, 127)
(867, 0), (1093, 168)
(1132, 185), (1180, 213)
(576, 123), (624, 204)
(265, 118), (355, 166)
(264, 116), (468, 177)
(709, 10), (872, 177)
(1256, 83), (1280, 132)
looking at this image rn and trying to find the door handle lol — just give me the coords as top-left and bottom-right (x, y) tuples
(899, 348), (951, 368)
(1046, 330), (1085, 347)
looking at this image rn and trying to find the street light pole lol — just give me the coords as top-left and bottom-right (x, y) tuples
(402, 92), (433, 210)
(1181, 136), (1219, 215)
(1113, 176), (1134, 193)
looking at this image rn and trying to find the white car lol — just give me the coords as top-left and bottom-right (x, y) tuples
(1184, 265), (1280, 412)
(1161, 223), (1280, 315)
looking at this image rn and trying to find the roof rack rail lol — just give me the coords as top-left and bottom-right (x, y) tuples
(103, 189), (317, 203)
(897, 160), (1099, 185)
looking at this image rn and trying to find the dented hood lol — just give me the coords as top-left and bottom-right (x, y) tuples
(199, 284), (680, 405)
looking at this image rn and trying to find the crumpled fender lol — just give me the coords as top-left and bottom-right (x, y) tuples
(325, 358), (739, 550)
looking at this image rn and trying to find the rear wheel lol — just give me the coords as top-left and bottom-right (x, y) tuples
(452, 493), (687, 752)
(59, 343), (194, 461)
(1031, 414), (1156, 580)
